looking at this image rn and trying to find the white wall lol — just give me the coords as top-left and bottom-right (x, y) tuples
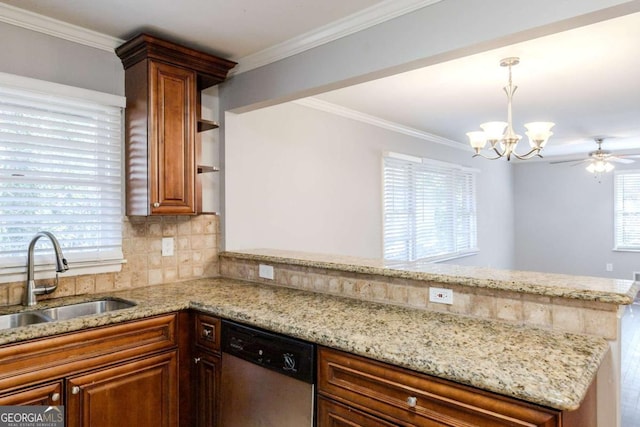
(225, 101), (514, 268)
(219, 0), (639, 256)
(514, 161), (640, 279)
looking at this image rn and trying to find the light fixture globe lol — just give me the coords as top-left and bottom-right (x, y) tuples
(467, 57), (554, 161)
(480, 122), (508, 146)
(466, 131), (487, 150)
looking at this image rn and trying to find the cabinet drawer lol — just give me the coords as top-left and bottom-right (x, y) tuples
(318, 347), (561, 427)
(318, 396), (398, 427)
(0, 380), (63, 406)
(195, 313), (220, 353)
(0, 314), (177, 393)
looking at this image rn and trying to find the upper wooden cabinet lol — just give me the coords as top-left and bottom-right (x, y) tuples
(116, 34), (236, 216)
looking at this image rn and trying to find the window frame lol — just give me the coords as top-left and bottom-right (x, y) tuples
(0, 72), (126, 284)
(614, 170), (640, 251)
(382, 152), (479, 263)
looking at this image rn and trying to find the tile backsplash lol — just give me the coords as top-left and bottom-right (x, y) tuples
(0, 215), (220, 306)
(220, 256), (620, 340)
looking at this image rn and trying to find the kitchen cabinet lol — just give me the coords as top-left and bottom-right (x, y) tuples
(67, 351), (177, 427)
(0, 314), (178, 426)
(318, 346), (596, 427)
(192, 313), (222, 427)
(115, 34), (235, 216)
(0, 381), (62, 406)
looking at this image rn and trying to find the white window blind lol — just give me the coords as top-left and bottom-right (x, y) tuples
(614, 171), (640, 250)
(0, 80), (124, 273)
(383, 154), (478, 262)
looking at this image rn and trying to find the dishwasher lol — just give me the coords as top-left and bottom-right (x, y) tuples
(220, 320), (316, 427)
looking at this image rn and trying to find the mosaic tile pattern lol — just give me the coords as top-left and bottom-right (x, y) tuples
(0, 215), (220, 306)
(221, 249), (638, 303)
(220, 253), (625, 339)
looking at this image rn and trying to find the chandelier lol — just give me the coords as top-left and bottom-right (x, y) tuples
(466, 57), (555, 161)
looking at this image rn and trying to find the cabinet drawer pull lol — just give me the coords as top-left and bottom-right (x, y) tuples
(406, 396), (417, 407)
(51, 392), (60, 402)
(194, 357), (201, 364)
(71, 386), (80, 395)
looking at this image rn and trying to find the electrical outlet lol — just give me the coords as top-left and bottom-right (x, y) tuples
(606, 263), (613, 272)
(161, 237), (174, 257)
(429, 287), (453, 305)
(259, 264), (274, 280)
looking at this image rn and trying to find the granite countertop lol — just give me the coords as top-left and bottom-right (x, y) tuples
(0, 278), (608, 411)
(222, 249), (639, 304)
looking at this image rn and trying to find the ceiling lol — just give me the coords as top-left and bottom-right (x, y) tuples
(311, 11), (640, 160)
(0, 0), (387, 59)
(2, 1), (638, 160)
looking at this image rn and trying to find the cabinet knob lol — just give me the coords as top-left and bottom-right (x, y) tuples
(51, 392), (60, 402)
(406, 396), (417, 407)
(202, 328), (212, 337)
(194, 357), (201, 364)
(153, 202), (160, 208)
(71, 386), (80, 395)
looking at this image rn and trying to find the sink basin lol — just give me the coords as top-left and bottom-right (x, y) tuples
(0, 311), (51, 330)
(40, 299), (136, 321)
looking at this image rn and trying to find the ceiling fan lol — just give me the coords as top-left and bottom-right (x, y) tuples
(550, 138), (640, 172)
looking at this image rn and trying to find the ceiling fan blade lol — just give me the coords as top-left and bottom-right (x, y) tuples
(610, 157), (635, 164)
(549, 159), (584, 165)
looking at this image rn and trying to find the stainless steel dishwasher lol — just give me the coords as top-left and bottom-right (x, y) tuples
(220, 320), (315, 427)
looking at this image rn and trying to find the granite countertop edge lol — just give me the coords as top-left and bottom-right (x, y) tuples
(0, 278), (609, 412)
(220, 250), (638, 304)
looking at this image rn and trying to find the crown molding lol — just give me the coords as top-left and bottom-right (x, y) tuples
(231, 0), (442, 75)
(0, 2), (123, 52)
(294, 97), (470, 151)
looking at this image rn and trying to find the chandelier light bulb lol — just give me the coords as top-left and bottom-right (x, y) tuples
(480, 122), (507, 146)
(466, 131), (487, 150)
(524, 122), (555, 148)
(586, 160), (614, 174)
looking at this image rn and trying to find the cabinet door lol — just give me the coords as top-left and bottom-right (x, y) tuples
(149, 60), (197, 215)
(0, 381), (63, 406)
(67, 351), (177, 427)
(318, 397), (399, 427)
(194, 349), (221, 427)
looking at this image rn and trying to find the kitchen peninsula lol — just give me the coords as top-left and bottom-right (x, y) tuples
(1, 248), (635, 426)
(219, 248), (638, 425)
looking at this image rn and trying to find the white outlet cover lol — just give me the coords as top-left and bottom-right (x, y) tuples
(259, 264), (274, 280)
(161, 237), (174, 257)
(429, 287), (453, 305)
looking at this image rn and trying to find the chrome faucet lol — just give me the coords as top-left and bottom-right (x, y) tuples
(24, 231), (69, 306)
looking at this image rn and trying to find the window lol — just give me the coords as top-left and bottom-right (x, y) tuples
(383, 153), (478, 262)
(614, 171), (640, 250)
(0, 73), (125, 281)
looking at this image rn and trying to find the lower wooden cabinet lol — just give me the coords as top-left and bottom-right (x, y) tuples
(0, 314), (178, 427)
(318, 346), (595, 427)
(194, 349), (221, 427)
(318, 396), (398, 427)
(67, 351), (177, 427)
(192, 313), (222, 427)
(0, 381), (63, 406)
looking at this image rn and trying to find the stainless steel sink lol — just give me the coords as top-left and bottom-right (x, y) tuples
(39, 299), (136, 321)
(0, 311), (51, 330)
(0, 298), (136, 330)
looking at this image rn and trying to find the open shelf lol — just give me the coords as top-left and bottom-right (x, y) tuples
(197, 165), (220, 174)
(197, 119), (219, 132)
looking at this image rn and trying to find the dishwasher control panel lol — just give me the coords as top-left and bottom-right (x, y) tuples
(222, 320), (315, 383)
